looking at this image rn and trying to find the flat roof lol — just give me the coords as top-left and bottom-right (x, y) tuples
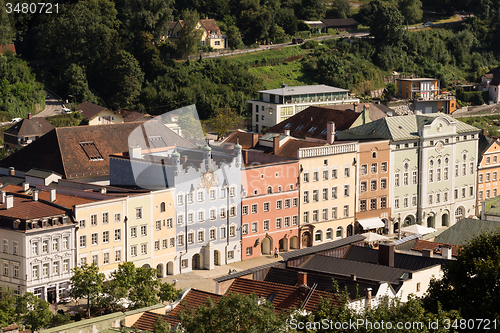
(257, 84), (349, 96)
(397, 78), (437, 82)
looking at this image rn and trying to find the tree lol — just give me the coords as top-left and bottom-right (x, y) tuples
(424, 230), (500, 319)
(48, 311), (72, 328)
(152, 316), (172, 333)
(176, 108), (206, 145)
(0, 0), (15, 45)
(386, 82), (398, 96)
(368, 2), (405, 46)
(0, 288), (20, 327)
(178, 292), (287, 332)
(226, 25), (243, 50)
(177, 10), (203, 57)
(334, 0), (351, 18)
(158, 282), (180, 303)
(69, 263), (105, 318)
(128, 266), (162, 309)
(210, 106), (238, 140)
(19, 293), (53, 332)
(399, 0), (423, 29)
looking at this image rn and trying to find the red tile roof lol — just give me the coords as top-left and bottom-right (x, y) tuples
(274, 138), (325, 158)
(199, 19), (220, 33)
(0, 121), (194, 179)
(223, 130), (260, 149)
(411, 240), (460, 257)
(78, 102), (108, 120)
(226, 278), (336, 312)
(2, 184), (98, 208)
(133, 312), (179, 331)
(0, 195), (66, 220)
(4, 116), (55, 137)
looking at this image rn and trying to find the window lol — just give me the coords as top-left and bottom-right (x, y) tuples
(344, 167), (350, 177)
(336, 226), (343, 238)
(370, 199), (377, 210)
(303, 191), (309, 203)
(479, 191), (483, 200)
(370, 180), (377, 191)
(313, 171), (319, 182)
(103, 252), (110, 264)
(344, 185), (350, 197)
(312, 210), (319, 222)
(131, 226), (137, 237)
(284, 199), (291, 208)
(135, 208), (143, 219)
(177, 214), (184, 225)
(198, 211), (204, 222)
(412, 195), (417, 206)
(228, 251), (234, 259)
(487, 173), (491, 182)
(323, 170), (328, 180)
(343, 205), (349, 217)
(371, 163), (377, 174)
(2, 262), (8, 277)
(210, 189), (216, 200)
(181, 259), (188, 268)
(91, 214), (97, 226)
(276, 218), (282, 229)
(42, 263), (49, 276)
(80, 257), (87, 265)
(187, 233), (194, 244)
(91, 233), (98, 245)
(436, 193), (441, 203)
(242, 205), (248, 215)
(395, 174), (400, 187)
(444, 167), (449, 181)
(428, 194), (433, 204)
(276, 200), (283, 210)
(156, 220), (162, 231)
(495, 172), (498, 181)
(263, 220), (270, 231)
(115, 250), (121, 262)
(470, 162), (474, 175)
(160, 202), (166, 212)
(103, 231), (109, 243)
(115, 213), (121, 222)
(360, 181), (367, 192)
(437, 169), (442, 183)
(314, 230), (322, 242)
(455, 188), (459, 199)
(230, 226), (236, 237)
(332, 168), (338, 179)
(331, 187), (338, 199)
(33, 265), (39, 279)
(360, 200), (367, 211)
(79, 219), (86, 228)
(293, 198), (298, 207)
(102, 212), (109, 224)
(361, 164), (367, 175)
(303, 172), (309, 182)
(495, 189), (498, 197)
(381, 162), (387, 172)
(42, 240), (48, 253)
(487, 157), (491, 164)
(470, 186), (474, 196)
(313, 190), (319, 202)
(264, 202), (270, 212)
(246, 247), (253, 256)
(486, 189), (491, 199)
(13, 241), (18, 254)
(326, 228), (333, 240)
(293, 215), (298, 225)
(479, 174), (484, 183)
(303, 211), (309, 223)
(251, 204), (258, 214)
(141, 243), (148, 255)
(130, 244), (138, 256)
(210, 229), (216, 240)
(221, 226), (226, 238)
(403, 172), (409, 186)
(332, 207), (338, 219)
(197, 191), (204, 202)
(79, 236), (86, 248)
(161, 238), (168, 249)
(455, 165), (459, 177)
(381, 197), (387, 208)
(444, 192), (448, 202)
(2, 240), (7, 254)
(429, 169), (433, 182)
(395, 198), (400, 209)
(462, 187), (466, 198)
(220, 207), (226, 219)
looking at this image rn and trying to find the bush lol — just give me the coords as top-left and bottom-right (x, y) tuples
(202, 46), (214, 53)
(386, 83), (397, 96)
(456, 90), (489, 105)
(303, 40), (319, 49)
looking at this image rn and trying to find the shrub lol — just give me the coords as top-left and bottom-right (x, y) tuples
(303, 40), (319, 49)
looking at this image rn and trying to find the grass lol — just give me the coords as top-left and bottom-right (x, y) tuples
(248, 61), (315, 90)
(220, 45), (308, 67)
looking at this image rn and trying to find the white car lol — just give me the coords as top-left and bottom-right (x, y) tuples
(62, 108), (72, 114)
(423, 22), (433, 27)
(9, 118), (21, 123)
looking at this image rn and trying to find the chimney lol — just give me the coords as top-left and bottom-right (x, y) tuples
(0, 191), (5, 204)
(130, 145), (141, 159)
(441, 245), (452, 259)
(378, 243), (395, 267)
(9, 167), (14, 176)
(50, 189), (56, 202)
(252, 133), (259, 147)
(284, 129), (290, 136)
(297, 271), (307, 286)
(366, 288), (372, 308)
(351, 274), (356, 281)
(422, 249), (433, 258)
(273, 135), (280, 155)
(243, 150), (249, 164)
(5, 195), (13, 209)
(28, 113), (33, 120)
(22, 182), (29, 191)
(99, 187), (107, 194)
(363, 104), (371, 124)
(33, 190), (38, 201)
(327, 121), (335, 144)
(281, 83), (287, 88)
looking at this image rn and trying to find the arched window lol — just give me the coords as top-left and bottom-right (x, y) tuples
(372, 151), (377, 159)
(325, 228), (333, 240)
(445, 157), (449, 164)
(314, 230), (323, 242)
(429, 160), (434, 168)
(463, 154), (467, 161)
(404, 162), (409, 171)
(267, 186), (273, 194)
(160, 202), (166, 212)
(437, 158), (441, 166)
(455, 207), (464, 223)
(336, 226), (343, 238)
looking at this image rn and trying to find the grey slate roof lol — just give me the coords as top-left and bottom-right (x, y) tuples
(25, 168), (61, 179)
(280, 234), (366, 261)
(342, 245), (448, 271)
(213, 261), (285, 283)
(257, 84), (349, 96)
(298, 255), (409, 284)
(337, 114), (480, 142)
(483, 196), (500, 217)
(434, 218), (500, 245)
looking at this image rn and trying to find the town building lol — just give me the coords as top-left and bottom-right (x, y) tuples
(305, 18), (359, 33)
(248, 84), (359, 133)
(338, 114), (480, 232)
(397, 78), (457, 114)
(356, 140), (392, 234)
(478, 67), (500, 103)
(165, 19), (227, 49)
(78, 102), (124, 125)
(3, 113), (54, 150)
(477, 136), (500, 211)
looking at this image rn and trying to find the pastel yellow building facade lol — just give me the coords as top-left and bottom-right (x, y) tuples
(151, 189), (176, 277)
(125, 193), (154, 269)
(298, 142), (357, 247)
(88, 109), (124, 126)
(166, 19), (227, 50)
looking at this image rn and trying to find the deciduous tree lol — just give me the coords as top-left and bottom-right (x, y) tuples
(334, 0), (351, 18)
(210, 106), (238, 140)
(399, 0), (423, 28)
(0, 0), (15, 45)
(69, 263), (105, 318)
(19, 293), (53, 333)
(177, 10), (203, 57)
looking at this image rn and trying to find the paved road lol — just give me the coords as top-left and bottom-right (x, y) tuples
(34, 92), (65, 118)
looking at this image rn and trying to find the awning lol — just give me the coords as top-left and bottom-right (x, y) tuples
(357, 217), (385, 230)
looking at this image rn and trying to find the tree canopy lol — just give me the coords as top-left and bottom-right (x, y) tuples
(69, 263), (105, 318)
(399, 0), (423, 27)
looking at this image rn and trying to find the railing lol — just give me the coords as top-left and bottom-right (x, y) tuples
(298, 142), (357, 158)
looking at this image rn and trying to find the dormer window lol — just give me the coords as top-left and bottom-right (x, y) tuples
(296, 125), (304, 131)
(284, 123), (292, 129)
(307, 127), (317, 133)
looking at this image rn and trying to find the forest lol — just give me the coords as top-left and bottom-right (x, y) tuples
(0, 0), (500, 120)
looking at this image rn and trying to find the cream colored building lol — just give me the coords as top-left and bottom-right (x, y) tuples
(166, 18), (227, 49)
(151, 189), (176, 276)
(298, 142), (357, 247)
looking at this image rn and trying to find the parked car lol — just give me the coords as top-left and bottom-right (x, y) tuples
(9, 118), (21, 123)
(423, 22), (433, 27)
(292, 38), (305, 44)
(62, 108), (72, 114)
